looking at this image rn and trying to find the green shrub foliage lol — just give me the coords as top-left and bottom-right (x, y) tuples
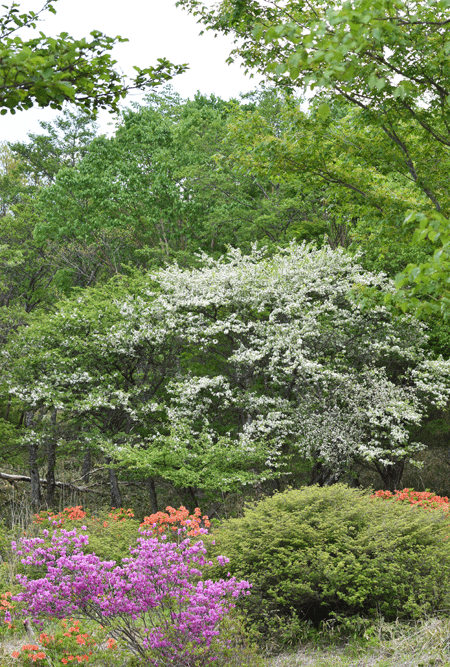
(208, 485), (450, 634)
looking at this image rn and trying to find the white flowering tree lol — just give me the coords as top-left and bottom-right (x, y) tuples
(5, 245), (450, 501)
(4, 275), (183, 507)
(4, 273), (278, 508)
(144, 244), (450, 490)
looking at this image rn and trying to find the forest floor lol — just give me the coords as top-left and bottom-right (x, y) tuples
(267, 617), (450, 667)
(269, 646), (448, 666)
(2, 618), (450, 667)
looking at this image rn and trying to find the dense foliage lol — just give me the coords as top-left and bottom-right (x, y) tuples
(0, 0), (186, 115)
(207, 485), (450, 641)
(2, 4), (450, 662)
(6, 244), (449, 504)
(177, 0), (450, 317)
(1, 5), (450, 514)
(10, 517), (251, 666)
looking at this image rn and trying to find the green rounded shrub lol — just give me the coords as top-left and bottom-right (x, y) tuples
(208, 485), (450, 636)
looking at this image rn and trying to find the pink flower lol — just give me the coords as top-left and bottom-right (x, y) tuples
(12, 525), (251, 665)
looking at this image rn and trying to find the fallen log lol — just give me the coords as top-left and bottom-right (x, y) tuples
(0, 471), (103, 494)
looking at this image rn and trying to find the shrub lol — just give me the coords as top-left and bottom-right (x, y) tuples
(140, 505), (211, 541)
(372, 488), (450, 511)
(31, 506), (140, 564)
(11, 524), (251, 667)
(207, 484), (450, 641)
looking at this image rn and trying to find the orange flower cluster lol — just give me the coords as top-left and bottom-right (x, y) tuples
(1, 591), (12, 610)
(108, 508), (135, 522)
(37, 619), (97, 665)
(33, 506), (87, 526)
(61, 655), (90, 663)
(372, 488), (450, 511)
(1, 591), (15, 629)
(140, 505), (211, 537)
(12, 645), (46, 662)
(33, 505), (135, 528)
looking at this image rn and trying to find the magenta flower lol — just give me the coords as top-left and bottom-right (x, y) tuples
(12, 527), (250, 666)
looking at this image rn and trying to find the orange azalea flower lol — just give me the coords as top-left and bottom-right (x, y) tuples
(12, 651), (20, 658)
(31, 652), (46, 661)
(141, 505), (210, 537)
(0, 591), (12, 608)
(373, 488), (449, 512)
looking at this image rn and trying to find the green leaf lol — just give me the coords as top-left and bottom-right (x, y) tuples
(316, 102), (331, 119)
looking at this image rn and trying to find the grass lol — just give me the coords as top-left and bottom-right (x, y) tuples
(267, 617), (450, 667)
(3, 617), (450, 667)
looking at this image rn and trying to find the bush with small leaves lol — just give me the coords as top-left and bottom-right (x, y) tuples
(11, 523), (251, 667)
(207, 484), (450, 645)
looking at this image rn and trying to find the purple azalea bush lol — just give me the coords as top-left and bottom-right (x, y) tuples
(11, 526), (251, 666)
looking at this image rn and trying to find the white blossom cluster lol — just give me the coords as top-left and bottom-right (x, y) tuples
(6, 243), (450, 483)
(148, 244), (450, 475)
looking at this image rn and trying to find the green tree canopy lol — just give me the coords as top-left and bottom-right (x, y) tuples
(6, 245), (450, 493)
(0, 0), (187, 115)
(176, 0), (450, 316)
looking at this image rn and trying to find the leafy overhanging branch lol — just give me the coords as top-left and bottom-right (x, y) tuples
(0, 0), (188, 115)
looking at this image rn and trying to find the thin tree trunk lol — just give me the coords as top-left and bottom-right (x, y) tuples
(26, 411), (41, 511)
(81, 449), (91, 483)
(146, 477), (158, 514)
(46, 409), (57, 507)
(187, 486), (198, 507)
(108, 465), (122, 508)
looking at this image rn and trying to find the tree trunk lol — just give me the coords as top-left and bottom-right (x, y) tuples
(377, 460), (405, 492)
(108, 465), (122, 508)
(25, 411), (41, 511)
(46, 409), (57, 507)
(309, 460), (339, 486)
(146, 477), (158, 514)
(81, 449), (91, 483)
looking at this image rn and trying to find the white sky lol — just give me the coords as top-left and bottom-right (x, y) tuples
(1, 0), (263, 143)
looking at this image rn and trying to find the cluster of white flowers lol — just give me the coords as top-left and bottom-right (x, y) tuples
(7, 243), (450, 483)
(148, 244), (450, 474)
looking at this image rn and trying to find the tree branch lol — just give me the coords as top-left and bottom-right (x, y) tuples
(0, 471), (103, 494)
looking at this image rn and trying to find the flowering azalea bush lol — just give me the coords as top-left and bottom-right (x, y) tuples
(38, 618), (118, 665)
(29, 506), (140, 565)
(1, 591), (15, 635)
(30, 504), (211, 560)
(140, 505), (211, 541)
(11, 523), (251, 666)
(1, 591), (13, 617)
(11, 644), (46, 665)
(38, 618), (98, 665)
(372, 488), (450, 511)
(33, 506), (89, 526)
(32, 506), (136, 529)
(7, 618), (118, 666)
